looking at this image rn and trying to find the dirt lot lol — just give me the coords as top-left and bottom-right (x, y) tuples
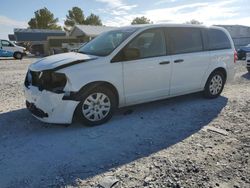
(0, 58), (249, 188)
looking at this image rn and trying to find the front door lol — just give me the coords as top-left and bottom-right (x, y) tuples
(121, 28), (172, 105)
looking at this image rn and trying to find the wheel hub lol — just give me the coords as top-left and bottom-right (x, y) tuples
(82, 93), (111, 122)
(209, 75), (223, 95)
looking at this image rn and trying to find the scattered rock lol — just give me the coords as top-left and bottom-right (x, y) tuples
(73, 178), (85, 186)
(204, 126), (229, 136)
(98, 176), (119, 188)
(144, 176), (154, 183)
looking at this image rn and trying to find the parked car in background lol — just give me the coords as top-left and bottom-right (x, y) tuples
(24, 24), (236, 126)
(0, 39), (26, 59)
(237, 44), (250, 60)
(246, 53), (250, 72)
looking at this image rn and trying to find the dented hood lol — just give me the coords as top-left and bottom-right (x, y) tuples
(29, 52), (98, 72)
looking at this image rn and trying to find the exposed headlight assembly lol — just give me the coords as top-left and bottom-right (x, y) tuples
(25, 70), (67, 93)
(47, 72), (67, 93)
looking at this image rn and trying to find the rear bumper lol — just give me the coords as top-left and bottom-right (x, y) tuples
(24, 86), (79, 124)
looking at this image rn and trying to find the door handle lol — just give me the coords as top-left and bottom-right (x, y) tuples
(159, 61), (170, 65)
(174, 59), (184, 63)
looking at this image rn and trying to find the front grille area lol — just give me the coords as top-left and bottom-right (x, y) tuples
(24, 70), (44, 88)
(24, 70), (66, 93)
(25, 70), (42, 87)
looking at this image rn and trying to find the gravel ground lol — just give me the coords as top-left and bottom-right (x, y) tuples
(0, 58), (249, 188)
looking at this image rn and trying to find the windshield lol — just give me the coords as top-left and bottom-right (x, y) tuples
(78, 28), (139, 56)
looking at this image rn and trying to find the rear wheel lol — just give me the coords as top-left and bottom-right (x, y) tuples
(76, 86), (117, 126)
(204, 71), (225, 98)
(14, 52), (23, 60)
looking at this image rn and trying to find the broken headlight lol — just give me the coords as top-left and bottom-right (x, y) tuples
(46, 72), (67, 93)
(25, 70), (67, 93)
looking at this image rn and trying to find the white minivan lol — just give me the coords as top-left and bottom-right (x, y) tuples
(24, 24), (236, 126)
(0, 39), (26, 59)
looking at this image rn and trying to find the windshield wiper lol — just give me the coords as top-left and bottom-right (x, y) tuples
(77, 51), (91, 55)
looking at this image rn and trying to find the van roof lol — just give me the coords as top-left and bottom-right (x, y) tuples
(116, 23), (223, 30)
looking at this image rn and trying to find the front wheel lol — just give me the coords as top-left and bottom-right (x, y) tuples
(14, 52), (23, 60)
(76, 87), (117, 126)
(204, 71), (225, 99)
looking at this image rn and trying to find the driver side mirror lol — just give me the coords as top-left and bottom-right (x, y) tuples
(123, 48), (140, 61)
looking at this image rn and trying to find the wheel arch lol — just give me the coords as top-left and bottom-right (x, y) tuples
(72, 81), (120, 124)
(77, 81), (119, 106)
(13, 51), (22, 55)
(203, 67), (227, 98)
(211, 67), (227, 80)
(204, 67), (227, 89)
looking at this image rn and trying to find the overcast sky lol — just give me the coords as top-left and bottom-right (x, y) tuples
(0, 0), (250, 39)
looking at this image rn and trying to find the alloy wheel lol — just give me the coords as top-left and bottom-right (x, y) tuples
(82, 92), (111, 122)
(209, 75), (223, 95)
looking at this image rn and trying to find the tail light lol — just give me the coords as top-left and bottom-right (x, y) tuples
(234, 50), (238, 63)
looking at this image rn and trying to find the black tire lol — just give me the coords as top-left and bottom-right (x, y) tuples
(204, 71), (226, 99)
(14, 52), (23, 60)
(76, 86), (117, 126)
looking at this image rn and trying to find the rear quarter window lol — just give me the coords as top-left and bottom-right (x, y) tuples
(207, 29), (231, 50)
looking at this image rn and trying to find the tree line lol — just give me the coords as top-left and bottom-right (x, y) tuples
(28, 7), (202, 31)
(28, 7), (103, 31)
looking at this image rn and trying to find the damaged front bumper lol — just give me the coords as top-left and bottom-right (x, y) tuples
(24, 86), (79, 124)
(26, 101), (48, 118)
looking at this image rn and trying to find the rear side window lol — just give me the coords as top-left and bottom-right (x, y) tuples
(207, 29), (231, 50)
(168, 27), (203, 55)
